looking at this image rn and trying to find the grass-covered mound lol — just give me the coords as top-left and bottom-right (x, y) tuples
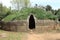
(2, 8), (57, 22)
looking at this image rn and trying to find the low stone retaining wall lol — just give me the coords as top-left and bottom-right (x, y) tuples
(0, 20), (27, 32)
(0, 20), (60, 32)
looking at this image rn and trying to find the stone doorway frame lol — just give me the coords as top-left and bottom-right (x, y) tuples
(27, 13), (37, 31)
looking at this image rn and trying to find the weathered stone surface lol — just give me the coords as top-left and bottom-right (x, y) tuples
(0, 20), (60, 32)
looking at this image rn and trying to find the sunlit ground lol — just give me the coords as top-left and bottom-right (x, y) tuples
(0, 26), (60, 40)
(0, 30), (24, 40)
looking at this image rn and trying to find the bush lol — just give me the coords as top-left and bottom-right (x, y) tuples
(2, 8), (57, 22)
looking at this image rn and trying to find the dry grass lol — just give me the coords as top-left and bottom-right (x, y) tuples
(0, 30), (23, 40)
(0, 25), (60, 40)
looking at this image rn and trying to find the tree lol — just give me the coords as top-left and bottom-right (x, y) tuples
(55, 9), (60, 21)
(0, 3), (3, 20)
(11, 0), (21, 11)
(46, 5), (52, 11)
(34, 4), (38, 8)
(11, 0), (30, 10)
(0, 3), (10, 21)
(24, 0), (30, 7)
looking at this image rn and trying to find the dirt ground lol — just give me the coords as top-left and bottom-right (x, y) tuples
(0, 30), (60, 40)
(21, 31), (60, 40)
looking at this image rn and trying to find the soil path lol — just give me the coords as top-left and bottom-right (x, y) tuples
(21, 31), (60, 40)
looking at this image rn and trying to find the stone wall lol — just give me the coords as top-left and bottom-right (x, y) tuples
(0, 20), (60, 32)
(0, 20), (27, 32)
(36, 20), (59, 32)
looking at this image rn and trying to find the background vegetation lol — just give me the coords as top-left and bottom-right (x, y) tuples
(0, 0), (60, 22)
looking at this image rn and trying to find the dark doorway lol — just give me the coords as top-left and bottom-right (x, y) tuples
(58, 18), (60, 21)
(29, 15), (35, 29)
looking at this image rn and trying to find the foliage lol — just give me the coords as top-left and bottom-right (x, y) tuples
(11, 0), (30, 10)
(2, 8), (57, 22)
(46, 5), (52, 11)
(46, 11), (57, 20)
(24, 0), (30, 7)
(0, 3), (59, 22)
(56, 9), (60, 18)
(0, 3), (11, 20)
(2, 12), (21, 22)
